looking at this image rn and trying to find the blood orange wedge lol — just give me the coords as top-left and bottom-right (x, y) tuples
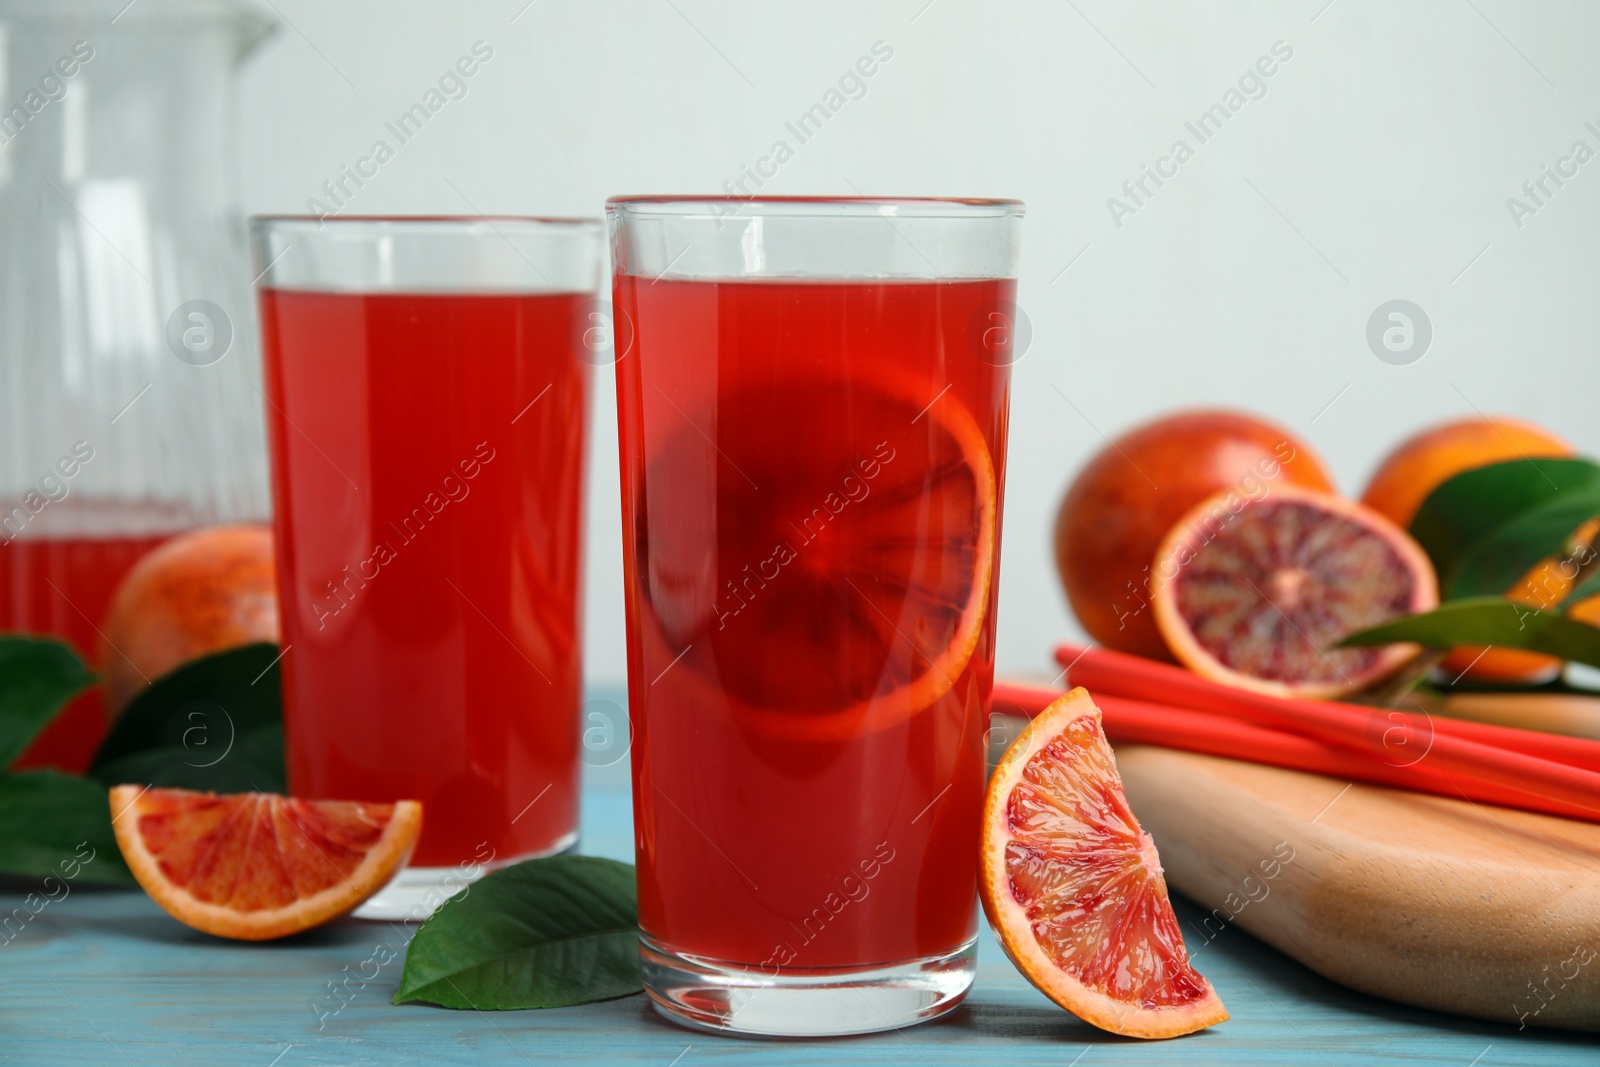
(637, 371), (996, 742)
(1150, 485), (1438, 699)
(110, 785), (422, 940)
(981, 687), (1227, 1039)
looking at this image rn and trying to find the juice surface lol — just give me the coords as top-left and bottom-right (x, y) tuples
(0, 534), (171, 770)
(614, 276), (1012, 969)
(258, 289), (589, 867)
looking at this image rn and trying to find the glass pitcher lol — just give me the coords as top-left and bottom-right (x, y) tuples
(0, 0), (275, 770)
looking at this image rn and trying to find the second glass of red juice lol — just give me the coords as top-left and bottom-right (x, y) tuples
(609, 196), (1022, 1035)
(251, 216), (601, 916)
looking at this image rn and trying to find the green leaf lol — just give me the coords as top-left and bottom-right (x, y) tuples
(91, 729), (284, 794)
(89, 643), (285, 793)
(1341, 596), (1600, 668)
(1410, 457), (1600, 599)
(0, 771), (132, 885)
(394, 855), (642, 1010)
(0, 636), (94, 766)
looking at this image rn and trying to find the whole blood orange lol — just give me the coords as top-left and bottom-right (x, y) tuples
(110, 785), (421, 940)
(99, 524), (279, 715)
(1054, 411), (1334, 661)
(980, 687), (1227, 1039)
(1361, 417), (1575, 684)
(1361, 416), (1572, 527)
(1150, 485), (1438, 699)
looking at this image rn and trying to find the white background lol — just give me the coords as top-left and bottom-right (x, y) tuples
(237, 0), (1600, 689)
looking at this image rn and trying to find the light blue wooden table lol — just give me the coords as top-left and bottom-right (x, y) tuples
(3, 721), (1597, 1067)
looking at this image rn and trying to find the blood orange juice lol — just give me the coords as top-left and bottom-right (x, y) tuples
(257, 278), (592, 870)
(1, 534), (171, 769)
(612, 191), (1020, 1036)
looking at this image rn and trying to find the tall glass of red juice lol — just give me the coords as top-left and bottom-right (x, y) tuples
(251, 217), (601, 917)
(609, 197), (1022, 1035)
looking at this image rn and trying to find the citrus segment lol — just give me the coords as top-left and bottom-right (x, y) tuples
(1151, 486), (1438, 700)
(640, 372), (995, 740)
(981, 688), (1226, 1039)
(110, 785), (421, 940)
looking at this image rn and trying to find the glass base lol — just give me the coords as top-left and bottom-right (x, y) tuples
(639, 933), (976, 1037)
(352, 829), (579, 922)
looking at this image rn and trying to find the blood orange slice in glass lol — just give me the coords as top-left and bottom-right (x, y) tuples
(980, 688), (1227, 1039)
(1151, 485), (1438, 699)
(637, 371), (996, 741)
(110, 785), (422, 940)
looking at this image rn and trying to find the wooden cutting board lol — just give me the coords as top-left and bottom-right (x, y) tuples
(1111, 743), (1600, 1031)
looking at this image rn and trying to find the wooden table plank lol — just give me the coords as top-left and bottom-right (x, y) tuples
(2, 758), (1596, 1065)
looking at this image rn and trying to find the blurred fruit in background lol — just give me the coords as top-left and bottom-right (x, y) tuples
(1360, 417), (1577, 685)
(1571, 594), (1600, 629)
(1053, 410), (1335, 661)
(99, 525), (279, 715)
(1360, 416), (1572, 526)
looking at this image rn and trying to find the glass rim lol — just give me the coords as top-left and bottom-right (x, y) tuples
(605, 196), (1024, 220)
(249, 214), (603, 294)
(250, 214), (604, 234)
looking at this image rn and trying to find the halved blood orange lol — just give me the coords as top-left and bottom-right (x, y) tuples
(1150, 485), (1438, 699)
(981, 688), (1227, 1039)
(637, 371), (997, 741)
(110, 785), (422, 940)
